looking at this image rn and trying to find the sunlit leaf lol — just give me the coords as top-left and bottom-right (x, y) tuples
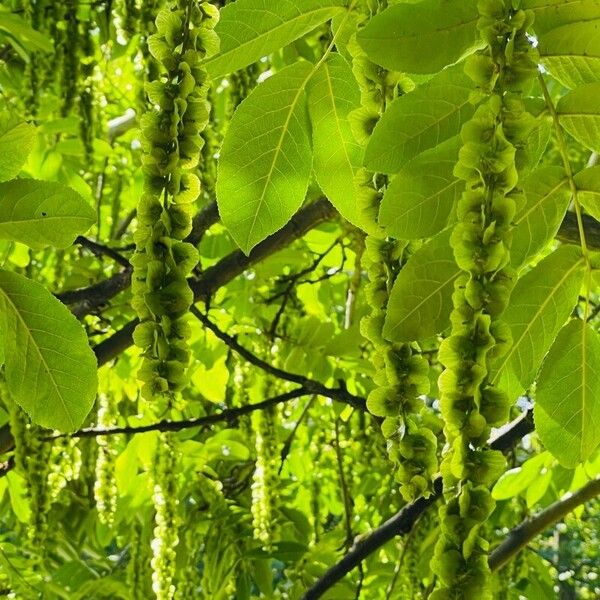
(0, 179), (96, 248)
(307, 53), (363, 226)
(364, 65), (475, 173)
(0, 270), (98, 432)
(205, 0), (347, 79)
(217, 62), (314, 254)
(357, 0), (480, 74)
(383, 229), (459, 342)
(536, 320), (600, 467)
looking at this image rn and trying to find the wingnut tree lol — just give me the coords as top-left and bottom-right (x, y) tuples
(0, 0), (600, 598)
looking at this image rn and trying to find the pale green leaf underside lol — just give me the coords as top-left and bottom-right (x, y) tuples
(523, 0), (600, 34)
(540, 20), (600, 89)
(536, 320), (600, 468)
(383, 229), (459, 342)
(216, 62), (313, 254)
(379, 137), (462, 239)
(307, 53), (363, 227)
(0, 179), (96, 248)
(205, 0), (346, 79)
(557, 82), (600, 152)
(0, 270), (98, 432)
(357, 0), (480, 74)
(511, 166), (570, 268)
(490, 245), (584, 395)
(364, 65), (476, 173)
(574, 165), (600, 221)
(0, 116), (35, 182)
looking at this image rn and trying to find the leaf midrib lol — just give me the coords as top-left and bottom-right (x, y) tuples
(205, 4), (344, 76)
(513, 176), (568, 225)
(386, 266), (459, 337)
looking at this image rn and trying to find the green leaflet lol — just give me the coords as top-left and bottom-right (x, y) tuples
(0, 270), (98, 432)
(539, 20), (600, 89)
(523, 0), (600, 34)
(519, 114), (552, 176)
(0, 179), (96, 249)
(574, 165), (600, 222)
(0, 12), (53, 53)
(307, 53), (363, 227)
(364, 65), (475, 173)
(489, 245), (585, 398)
(511, 166), (570, 268)
(535, 320), (600, 468)
(383, 229), (459, 343)
(356, 0), (480, 74)
(378, 137), (462, 239)
(492, 452), (551, 500)
(205, 0), (347, 80)
(0, 116), (35, 182)
(216, 62), (313, 254)
(556, 82), (600, 152)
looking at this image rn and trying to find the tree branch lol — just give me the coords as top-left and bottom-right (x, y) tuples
(489, 476), (600, 572)
(191, 306), (366, 412)
(92, 198), (336, 366)
(57, 201), (221, 316)
(301, 410), (535, 599)
(49, 388), (309, 440)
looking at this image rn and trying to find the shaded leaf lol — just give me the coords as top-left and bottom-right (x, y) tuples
(383, 229), (459, 342)
(356, 0), (480, 74)
(535, 320), (600, 467)
(379, 137), (462, 239)
(0, 270), (98, 432)
(0, 12), (53, 53)
(0, 179), (96, 248)
(364, 65), (475, 173)
(217, 62), (313, 254)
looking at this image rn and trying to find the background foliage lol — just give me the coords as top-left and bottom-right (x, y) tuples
(0, 0), (600, 598)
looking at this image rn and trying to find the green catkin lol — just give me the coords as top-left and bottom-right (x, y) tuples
(93, 394), (119, 525)
(174, 526), (202, 599)
(79, 8), (96, 163)
(120, 0), (140, 39)
(431, 2), (539, 598)
(151, 432), (180, 600)
(24, 0), (46, 116)
(61, 0), (80, 117)
(131, 0), (219, 404)
(6, 398), (52, 552)
(251, 404), (278, 548)
(48, 1), (67, 89)
(352, 3), (440, 501)
(47, 437), (81, 501)
(128, 520), (154, 600)
(361, 239), (440, 501)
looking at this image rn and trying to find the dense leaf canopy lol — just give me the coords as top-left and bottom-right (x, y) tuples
(0, 0), (600, 598)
